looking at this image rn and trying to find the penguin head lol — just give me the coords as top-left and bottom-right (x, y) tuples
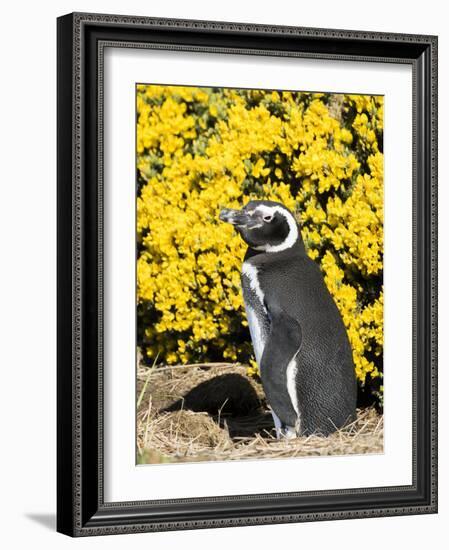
(219, 200), (301, 253)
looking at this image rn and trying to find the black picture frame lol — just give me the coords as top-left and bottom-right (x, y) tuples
(57, 12), (438, 537)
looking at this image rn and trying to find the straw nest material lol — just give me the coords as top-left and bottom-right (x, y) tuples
(137, 363), (383, 464)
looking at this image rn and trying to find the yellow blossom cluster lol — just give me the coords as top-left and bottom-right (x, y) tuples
(136, 85), (384, 403)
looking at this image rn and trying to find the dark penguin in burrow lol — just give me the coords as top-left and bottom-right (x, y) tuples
(219, 200), (357, 438)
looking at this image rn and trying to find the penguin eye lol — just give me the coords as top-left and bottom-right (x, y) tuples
(263, 214), (273, 223)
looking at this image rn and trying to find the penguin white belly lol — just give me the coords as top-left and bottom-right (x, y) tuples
(246, 304), (285, 436)
(245, 305), (265, 364)
(242, 262), (296, 438)
(242, 263), (269, 364)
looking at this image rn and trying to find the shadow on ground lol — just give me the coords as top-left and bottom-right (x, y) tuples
(163, 372), (275, 438)
(25, 513), (56, 531)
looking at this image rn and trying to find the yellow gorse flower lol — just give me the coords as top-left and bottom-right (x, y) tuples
(136, 86), (384, 402)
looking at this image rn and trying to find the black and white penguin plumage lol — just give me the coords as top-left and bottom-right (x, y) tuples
(219, 200), (357, 438)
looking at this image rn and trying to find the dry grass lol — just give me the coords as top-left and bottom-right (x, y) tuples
(137, 363), (383, 464)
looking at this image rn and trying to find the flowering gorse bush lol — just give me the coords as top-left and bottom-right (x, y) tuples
(137, 85), (384, 403)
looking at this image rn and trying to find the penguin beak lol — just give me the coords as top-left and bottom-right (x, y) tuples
(219, 208), (251, 227)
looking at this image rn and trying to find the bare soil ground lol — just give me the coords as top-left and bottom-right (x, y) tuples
(137, 363), (383, 464)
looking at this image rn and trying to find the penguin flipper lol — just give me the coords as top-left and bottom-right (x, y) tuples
(259, 305), (302, 432)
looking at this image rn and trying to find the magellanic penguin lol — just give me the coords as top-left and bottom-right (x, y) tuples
(219, 200), (357, 438)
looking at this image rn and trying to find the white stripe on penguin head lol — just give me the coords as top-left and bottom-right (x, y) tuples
(252, 205), (299, 253)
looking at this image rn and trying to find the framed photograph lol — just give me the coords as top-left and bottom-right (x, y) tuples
(57, 12), (438, 536)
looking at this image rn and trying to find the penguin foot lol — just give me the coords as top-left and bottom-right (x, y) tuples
(279, 425), (297, 439)
(270, 410), (299, 439)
